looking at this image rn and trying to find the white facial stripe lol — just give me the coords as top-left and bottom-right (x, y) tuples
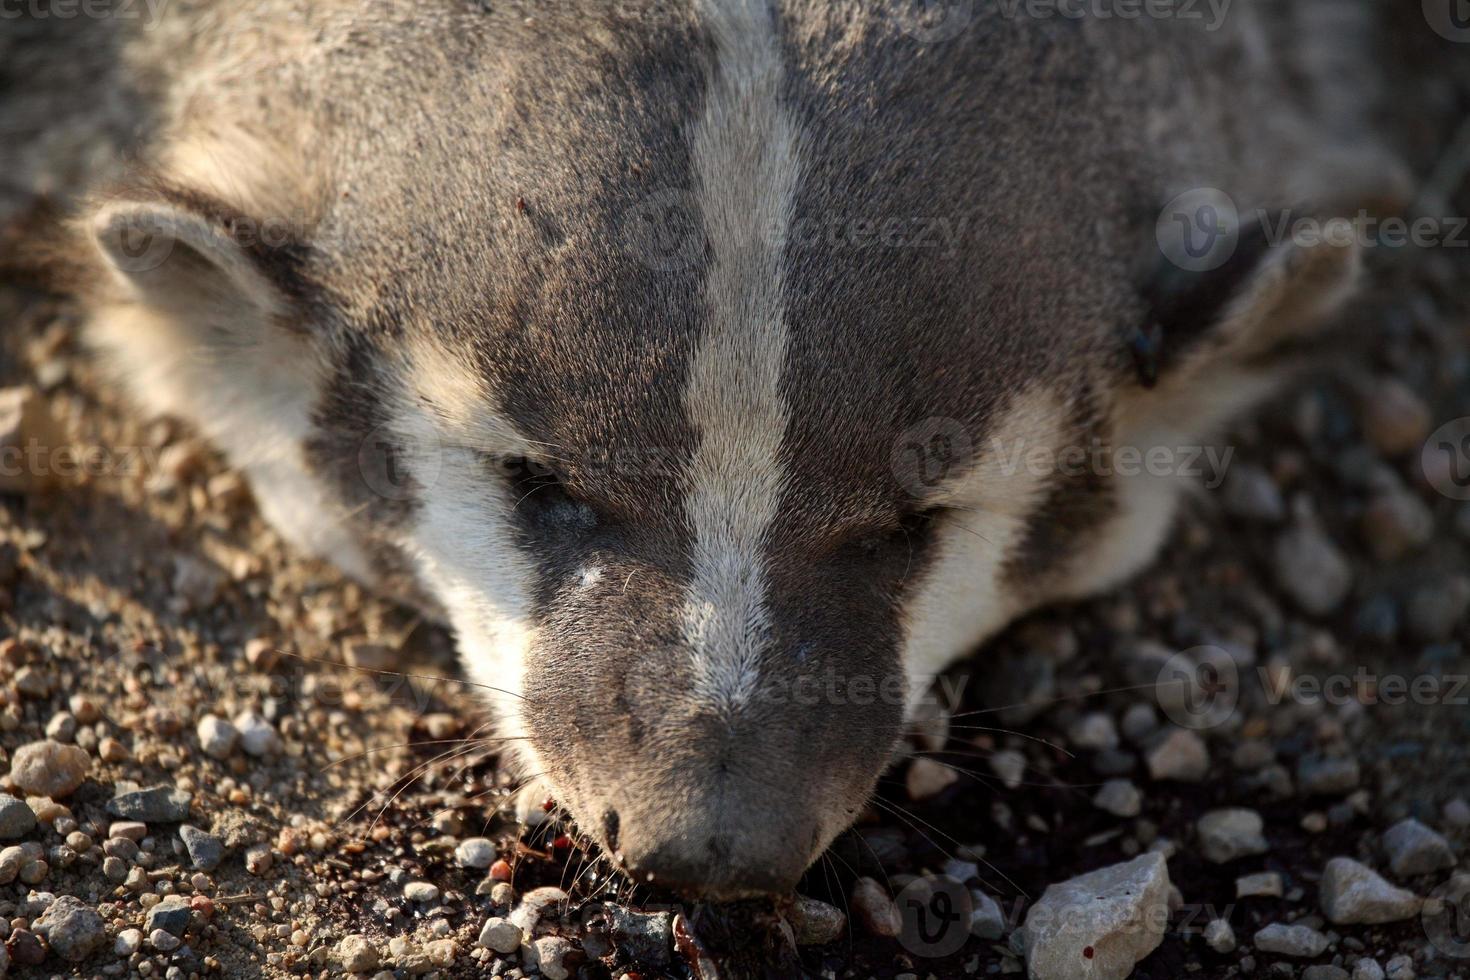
(899, 388), (1072, 708)
(389, 366), (544, 777)
(401, 337), (537, 456)
(680, 0), (800, 709)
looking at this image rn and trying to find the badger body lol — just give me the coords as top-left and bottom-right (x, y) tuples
(4, 0), (1461, 897)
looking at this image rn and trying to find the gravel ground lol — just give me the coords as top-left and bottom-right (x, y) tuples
(0, 227), (1469, 980)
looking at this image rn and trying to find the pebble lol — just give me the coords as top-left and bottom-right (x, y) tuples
(1297, 756), (1361, 796)
(108, 786), (192, 822)
(1355, 594), (1401, 641)
(1385, 955), (1415, 980)
(1361, 491), (1434, 562)
(455, 837), (496, 869)
(1236, 871), (1285, 898)
(1093, 779), (1143, 818)
(337, 935), (379, 973)
(791, 896), (846, 945)
(1022, 853), (1170, 980)
(971, 891), (1005, 941)
(403, 881), (440, 903)
(0, 794), (35, 839)
(32, 895), (106, 961)
(233, 711), (281, 756)
(1232, 740), (1276, 771)
(1221, 463), (1286, 522)
(388, 936), (429, 974)
(509, 886), (569, 935)
(196, 715), (239, 759)
(530, 936), (574, 980)
(1197, 807), (1269, 864)
(1068, 713), (1119, 752)
(98, 737), (129, 762)
(9, 740), (89, 798)
(1405, 577), (1470, 642)
(1445, 797), (1470, 828)
(179, 825), (225, 871)
(1381, 817), (1455, 876)
(1353, 960), (1386, 980)
(1359, 378), (1431, 456)
(425, 939), (456, 967)
(1320, 856), (1422, 924)
(988, 749), (1026, 789)
(13, 665), (50, 698)
(109, 820), (147, 841)
(1145, 728), (1210, 782)
(245, 843), (273, 875)
(477, 916), (522, 954)
(1304, 968), (1351, 980)
(147, 896), (193, 936)
(1121, 703), (1158, 744)
(44, 711), (76, 742)
(905, 757), (958, 801)
(244, 637), (280, 671)
(1275, 522), (1353, 615)
(605, 904), (673, 965)
(420, 713), (461, 739)
(851, 877), (900, 938)
(115, 928), (143, 956)
(1253, 922), (1329, 958)
(1203, 918), (1236, 953)
(68, 694), (101, 724)
(8, 928), (44, 965)
(149, 927), (181, 952)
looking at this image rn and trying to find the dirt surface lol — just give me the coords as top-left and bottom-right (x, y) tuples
(1, 233), (1470, 980)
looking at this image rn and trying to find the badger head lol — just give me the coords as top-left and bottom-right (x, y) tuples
(80, 1), (1384, 899)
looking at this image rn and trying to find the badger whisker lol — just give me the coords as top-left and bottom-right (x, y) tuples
(945, 682), (1165, 722)
(276, 650), (531, 703)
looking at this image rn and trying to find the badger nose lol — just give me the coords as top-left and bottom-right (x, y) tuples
(607, 789), (817, 900)
(619, 829), (809, 900)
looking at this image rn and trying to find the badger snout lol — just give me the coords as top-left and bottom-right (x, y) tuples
(514, 548), (909, 899)
(601, 767), (821, 900)
(525, 676), (875, 899)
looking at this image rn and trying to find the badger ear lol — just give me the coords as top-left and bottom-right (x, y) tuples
(1132, 203), (1362, 387)
(82, 189), (328, 439)
(87, 193), (305, 332)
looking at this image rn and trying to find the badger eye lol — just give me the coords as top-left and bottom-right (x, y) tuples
(496, 455), (596, 531)
(500, 455), (564, 501)
(861, 506), (944, 557)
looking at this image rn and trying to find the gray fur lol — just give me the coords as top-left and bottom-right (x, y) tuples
(4, 0), (1464, 898)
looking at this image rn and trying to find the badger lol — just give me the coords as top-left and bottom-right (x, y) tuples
(2, 0), (1465, 899)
